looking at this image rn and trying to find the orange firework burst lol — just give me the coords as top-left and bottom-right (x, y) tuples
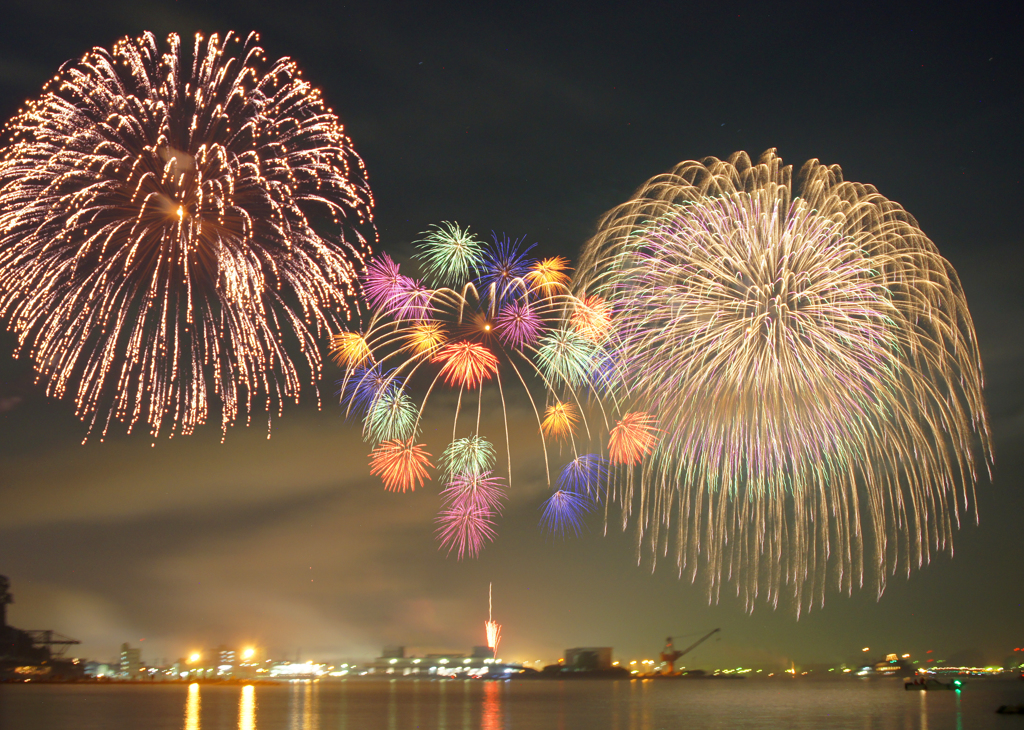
(526, 256), (572, 296)
(369, 439), (433, 492)
(570, 295), (612, 343)
(485, 620), (501, 654)
(608, 412), (659, 466)
(485, 582), (501, 656)
(541, 401), (578, 440)
(402, 321), (447, 355)
(331, 332), (372, 367)
(433, 341), (499, 389)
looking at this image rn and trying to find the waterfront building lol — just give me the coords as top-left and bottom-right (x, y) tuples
(363, 646), (522, 677)
(120, 643), (142, 678)
(1, 576), (82, 680)
(564, 647), (613, 671)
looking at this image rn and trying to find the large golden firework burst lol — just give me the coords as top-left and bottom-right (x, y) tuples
(0, 31), (375, 439)
(575, 149), (992, 611)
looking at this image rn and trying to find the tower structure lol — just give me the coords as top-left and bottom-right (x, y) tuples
(0, 575), (12, 628)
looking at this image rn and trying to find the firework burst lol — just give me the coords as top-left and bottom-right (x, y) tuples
(439, 435), (497, 480)
(541, 401), (578, 441)
(331, 333), (373, 368)
(440, 470), (507, 514)
(536, 327), (598, 388)
(539, 490), (591, 537)
(0, 31), (374, 439)
(368, 438), (433, 493)
(574, 149), (992, 610)
(526, 256), (572, 296)
(436, 504), (497, 559)
(557, 454), (609, 502)
(433, 341), (500, 389)
(338, 225), (611, 555)
(363, 386), (418, 443)
(607, 412), (658, 466)
(414, 221), (483, 287)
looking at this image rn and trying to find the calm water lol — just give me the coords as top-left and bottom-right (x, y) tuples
(1, 678), (1022, 730)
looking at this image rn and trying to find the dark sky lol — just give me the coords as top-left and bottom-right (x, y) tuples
(0, 1), (1021, 670)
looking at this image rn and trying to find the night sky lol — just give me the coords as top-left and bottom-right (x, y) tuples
(0, 1), (1021, 670)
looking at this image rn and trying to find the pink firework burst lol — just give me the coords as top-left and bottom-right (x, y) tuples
(436, 504), (497, 559)
(362, 254), (414, 312)
(441, 470), (507, 514)
(390, 281), (433, 321)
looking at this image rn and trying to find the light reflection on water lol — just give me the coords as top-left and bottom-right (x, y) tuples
(0, 678), (1005, 730)
(165, 680), (982, 730)
(239, 685), (255, 730)
(288, 681), (318, 730)
(480, 680), (500, 730)
(184, 682), (200, 730)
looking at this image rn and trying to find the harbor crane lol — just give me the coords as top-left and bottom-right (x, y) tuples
(659, 628), (720, 674)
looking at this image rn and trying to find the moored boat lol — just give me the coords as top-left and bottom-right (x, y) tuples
(904, 678), (963, 691)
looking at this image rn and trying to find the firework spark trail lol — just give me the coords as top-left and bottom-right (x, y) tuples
(573, 149), (992, 612)
(0, 31), (374, 439)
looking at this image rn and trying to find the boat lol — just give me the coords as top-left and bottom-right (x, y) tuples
(904, 678), (963, 691)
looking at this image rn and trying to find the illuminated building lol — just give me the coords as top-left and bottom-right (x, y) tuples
(217, 645), (236, 667)
(119, 643), (142, 678)
(364, 646), (523, 677)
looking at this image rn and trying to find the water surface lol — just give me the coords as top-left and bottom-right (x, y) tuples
(1, 677), (1021, 729)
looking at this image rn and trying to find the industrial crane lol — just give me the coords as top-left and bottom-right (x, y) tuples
(659, 628), (720, 674)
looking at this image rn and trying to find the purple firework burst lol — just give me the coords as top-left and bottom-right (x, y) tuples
(495, 300), (544, 350)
